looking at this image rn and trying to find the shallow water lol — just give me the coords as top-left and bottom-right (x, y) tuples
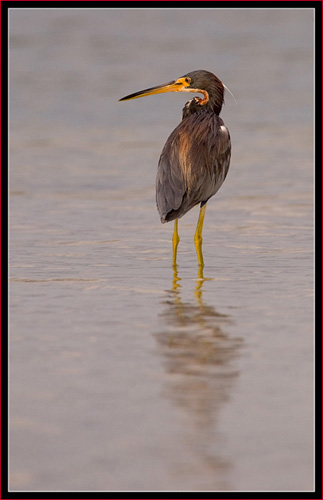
(9, 8), (314, 491)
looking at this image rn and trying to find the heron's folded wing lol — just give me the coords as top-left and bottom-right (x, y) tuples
(156, 129), (186, 220)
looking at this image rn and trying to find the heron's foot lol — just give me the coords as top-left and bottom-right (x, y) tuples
(173, 232), (180, 247)
(194, 204), (206, 268)
(172, 219), (180, 267)
(172, 240), (180, 267)
(194, 233), (203, 247)
(196, 249), (204, 268)
(194, 231), (204, 267)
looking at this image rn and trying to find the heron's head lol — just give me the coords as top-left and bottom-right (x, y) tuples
(119, 69), (225, 114)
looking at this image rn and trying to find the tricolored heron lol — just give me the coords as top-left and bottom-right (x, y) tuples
(119, 70), (231, 268)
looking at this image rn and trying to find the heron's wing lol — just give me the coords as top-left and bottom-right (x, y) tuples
(156, 128), (187, 222)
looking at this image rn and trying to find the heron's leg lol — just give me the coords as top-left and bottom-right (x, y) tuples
(194, 203), (207, 268)
(172, 219), (180, 267)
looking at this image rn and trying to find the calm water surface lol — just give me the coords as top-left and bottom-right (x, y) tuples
(9, 8), (314, 491)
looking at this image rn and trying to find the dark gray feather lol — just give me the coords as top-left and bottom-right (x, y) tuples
(156, 110), (231, 223)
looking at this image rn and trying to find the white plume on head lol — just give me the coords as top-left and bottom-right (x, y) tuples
(224, 84), (237, 105)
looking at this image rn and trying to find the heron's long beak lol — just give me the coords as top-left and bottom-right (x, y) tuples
(119, 78), (189, 101)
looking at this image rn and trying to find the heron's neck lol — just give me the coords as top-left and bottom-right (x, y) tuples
(182, 93), (223, 119)
(209, 80), (225, 115)
(182, 79), (224, 119)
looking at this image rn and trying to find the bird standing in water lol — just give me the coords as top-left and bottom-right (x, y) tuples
(119, 70), (231, 268)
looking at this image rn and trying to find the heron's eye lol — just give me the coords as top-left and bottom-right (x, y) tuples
(185, 77), (191, 84)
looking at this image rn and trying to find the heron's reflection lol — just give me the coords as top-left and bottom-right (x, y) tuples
(154, 264), (242, 481)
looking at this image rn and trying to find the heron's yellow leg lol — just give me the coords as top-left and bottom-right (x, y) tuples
(172, 219), (180, 267)
(194, 204), (207, 268)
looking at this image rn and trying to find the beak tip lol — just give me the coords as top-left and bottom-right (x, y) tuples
(117, 80), (180, 103)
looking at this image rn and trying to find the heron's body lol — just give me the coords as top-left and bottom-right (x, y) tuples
(119, 70), (231, 268)
(157, 108), (230, 223)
